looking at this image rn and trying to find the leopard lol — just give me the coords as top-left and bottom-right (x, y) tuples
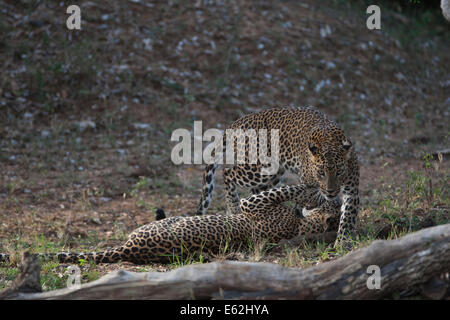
(196, 106), (360, 245)
(0, 185), (340, 265)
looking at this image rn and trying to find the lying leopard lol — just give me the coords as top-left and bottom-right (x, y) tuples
(0, 185), (340, 265)
(197, 107), (360, 244)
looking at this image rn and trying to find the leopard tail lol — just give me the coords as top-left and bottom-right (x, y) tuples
(0, 247), (128, 264)
(197, 132), (228, 215)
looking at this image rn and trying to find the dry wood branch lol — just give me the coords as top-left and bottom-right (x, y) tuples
(0, 252), (42, 299)
(4, 224), (450, 300)
(442, 0), (450, 22)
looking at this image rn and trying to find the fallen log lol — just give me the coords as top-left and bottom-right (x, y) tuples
(442, 0), (450, 22)
(3, 224), (449, 300)
(0, 252), (42, 299)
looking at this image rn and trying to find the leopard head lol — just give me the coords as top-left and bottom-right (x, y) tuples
(307, 125), (353, 199)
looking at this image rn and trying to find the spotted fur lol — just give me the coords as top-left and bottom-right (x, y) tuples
(0, 185), (340, 265)
(197, 107), (360, 243)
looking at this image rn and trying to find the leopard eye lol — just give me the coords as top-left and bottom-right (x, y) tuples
(309, 143), (318, 155)
(343, 141), (352, 151)
(317, 169), (325, 178)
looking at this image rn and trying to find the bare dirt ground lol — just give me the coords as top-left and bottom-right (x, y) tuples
(0, 0), (449, 295)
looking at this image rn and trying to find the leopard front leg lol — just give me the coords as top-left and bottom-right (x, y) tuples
(335, 156), (360, 248)
(336, 187), (359, 242)
(224, 165), (284, 215)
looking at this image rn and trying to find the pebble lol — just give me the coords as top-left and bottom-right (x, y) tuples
(133, 123), (151, 130)
(41, 130), (51, 138)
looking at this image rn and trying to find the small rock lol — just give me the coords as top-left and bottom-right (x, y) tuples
(320, 24), (332, 38)
(281, 21), (292, 29)
(133, 123), (151, 130)
(91, 217), (102, 225)
(395, 73), (406, 82)
(326, 61), (336, 69)
(76, 120), (96, 132)
(41, 130), (51, 138)
(314, 79), (331, 93)
(143, 38), (152, 51)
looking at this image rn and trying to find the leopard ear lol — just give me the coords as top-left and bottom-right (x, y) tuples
(342, 140), (352, 152)
(308, 143), (318, 155)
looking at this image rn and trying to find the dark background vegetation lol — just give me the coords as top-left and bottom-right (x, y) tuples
(0, 0), (448, 294)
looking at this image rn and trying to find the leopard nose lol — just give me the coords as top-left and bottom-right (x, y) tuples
(323, 189), (339, 196)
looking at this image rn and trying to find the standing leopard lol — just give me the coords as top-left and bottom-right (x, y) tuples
(0, 185), (340, 264)
(197, 107), (360, 245)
